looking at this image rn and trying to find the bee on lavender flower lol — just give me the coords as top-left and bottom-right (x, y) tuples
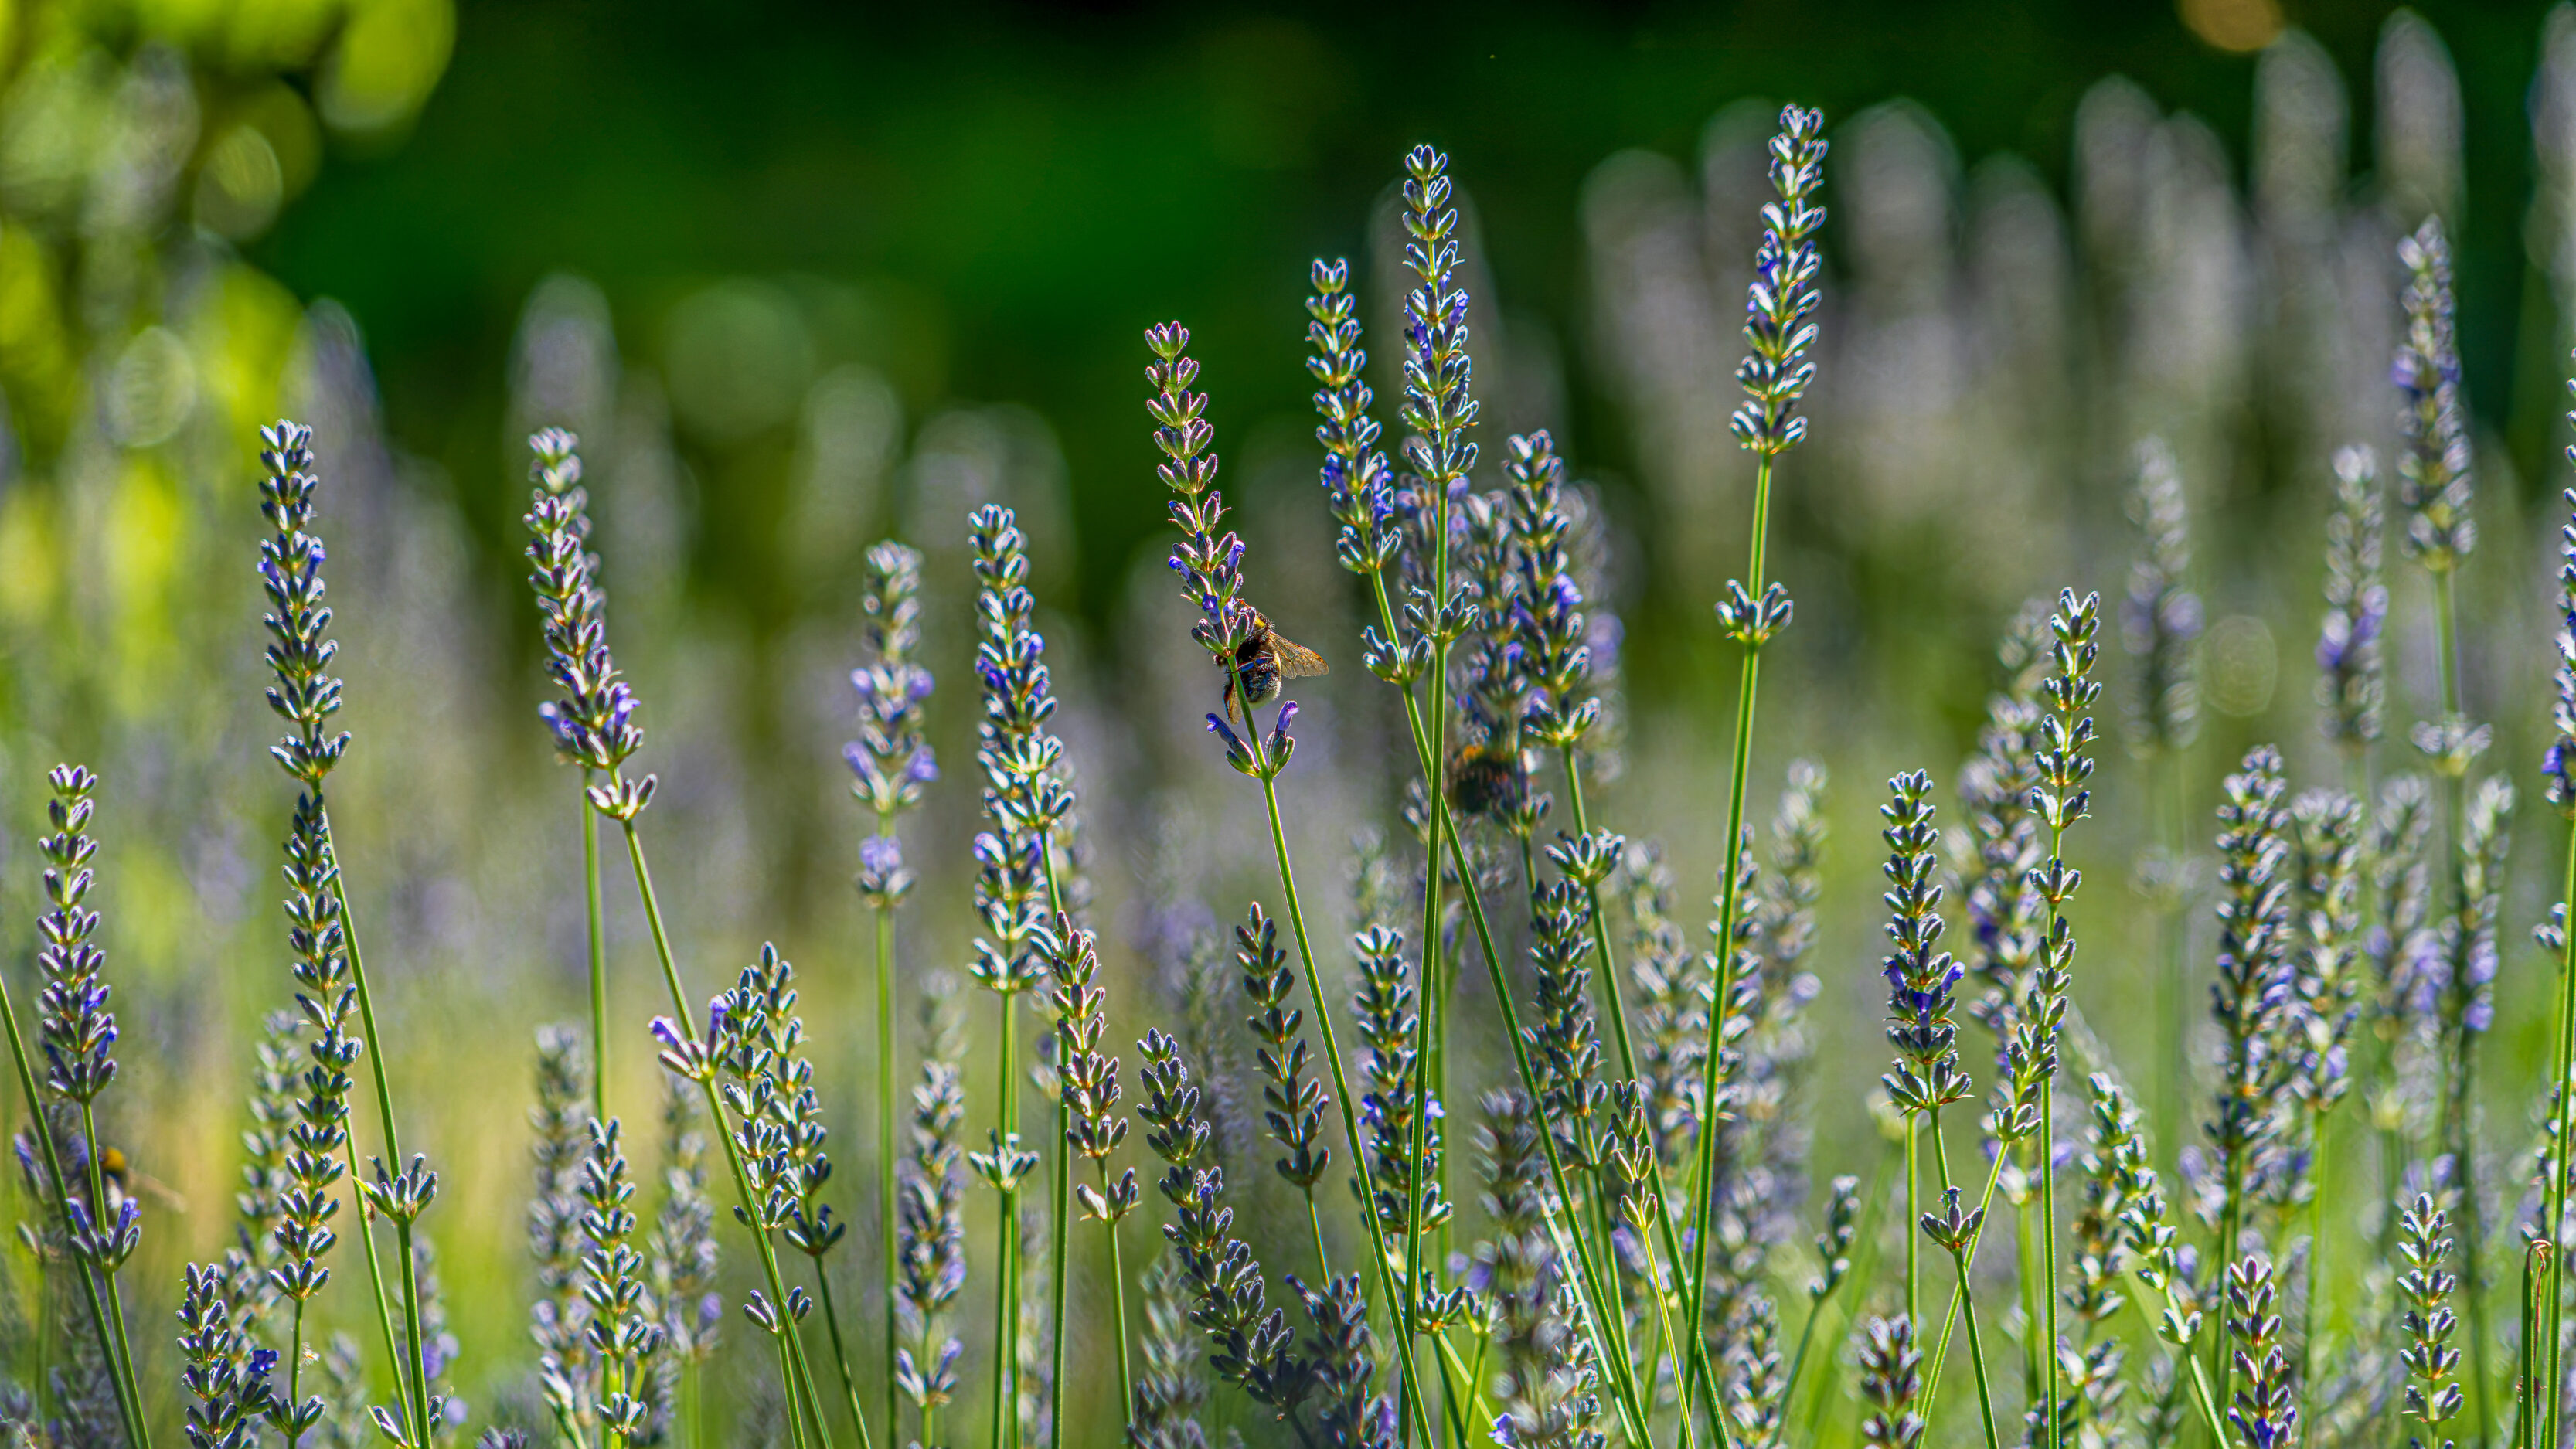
(1444, 740), (1532, 822)
(1220, 607), (1329, 723)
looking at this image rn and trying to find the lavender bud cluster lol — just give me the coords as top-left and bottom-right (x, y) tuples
(523, 428), (652, 819)
(2123, 439), (2202, 758)
(847, 540), (938, 906)
(2319, 447), (2388, 755)
(1879, 772), (1970, 1117)
(2394, 219), (2476, 572)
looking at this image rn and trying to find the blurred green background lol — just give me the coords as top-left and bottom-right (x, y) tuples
(9, 0), (2576, 1442)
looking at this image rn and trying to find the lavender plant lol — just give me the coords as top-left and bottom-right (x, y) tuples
(2125, 437), (2203, 1149)
(960, 502), (1073, 1449)
(2, 767), (149, 1449)
(846, 539), (938, 1449)
(1687, 109), (1828, 1429)
(527, 427), (846, 1449)
(256, 420), (438, 1448)
(524, 427), (626, 1124)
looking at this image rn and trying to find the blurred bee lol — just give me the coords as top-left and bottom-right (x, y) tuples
(1222, 610), (1329, 723)
(1445, 739), (1531, 823)
(97, 1145), (188, 1214)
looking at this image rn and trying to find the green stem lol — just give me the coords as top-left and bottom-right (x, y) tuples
(285, 1300), (306, 1448)
(876, 896), (898, 1449)
(1246, 753), (1437, 1449)
(620, 817), (842, 1449)
(1049, 1091), (1070, 1449)
(1426, 787), (1662, 1447)
(1686, 451), (1778, 1430)
(1406, 457), (1457, 1449)
(393, 1219), (431, 1444)
(815, 1266), (880, 1449)
(1105, 1216), (1134, 1427)
(1906, 1119), (1920, 1334)
(990, 984), (1019, 1449)
(1918, 1139), (2011, 1420)
(1949, 1246), (2002, 1449)
(2040, 1083), (2060, 1443)
(584, 771), (608, 1125)
(1638, 1215), (1700, 1449)
(0, 958), (141, 1449)
(2302, 1108), (2336, 1440)
(73, 1099), (145, 1447)
(322, 815), (434, 1444)
(2125, 1277), (2231, 1449)
(2544, 811), (2576, 1449)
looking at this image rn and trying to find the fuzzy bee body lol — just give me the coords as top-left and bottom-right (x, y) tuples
(1222, 611), (1328, 723)
(1445, 740), (1532, 822)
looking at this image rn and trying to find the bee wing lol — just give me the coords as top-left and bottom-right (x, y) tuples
(1268, 634), (1329, 679)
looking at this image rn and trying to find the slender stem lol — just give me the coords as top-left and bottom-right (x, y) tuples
(2040, 1083), (2060, 1444)
(1905, 1120), (1920, 1333)
(1686, 452), (1778, 1429)
(2301, 1107), (2336, 1438)
(323, 815), (436, 1444)
(1247, 755), (1438, 1448)
(394, 1219), (433, 1442)
(1049, 1091), (1070, 1449)
(2125, 1276), (2231, 1448)
(2544, 814), (2576, 1449)
(0, 961), (142, 1449)
(1949, 1246), (2003, 1449)
(340, 1134), (412, 1436)
(584, 772), (608, 1124)
(286, 1300), (307, 1448)
(875, 896), (897, 1449)
(990, 985), (1019, 1449)
(621, 818), (842, 1449)
(1428, 784), (1666, 1447)
(73, 1098), (145, 1447)
(1405, 458), (1457, 1449)
(815, 1267), (880, 1449)
(1355, 563), (1719, 1447)
(1105, 1217), (1134, 1425)
(1638, 1218), (1700, 1449)
(781, 1336), (814, 1449)
(1918, 1140), (2011, 1419)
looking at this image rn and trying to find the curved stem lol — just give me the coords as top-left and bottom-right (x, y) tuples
(0, 964), (142, 1449)
(875, 896), (898, 1449)
(815, 1267), (880, 1449)
(1104, 1216), (1134, 1427)
(620, 817), (842, 1449)
(584, 772), (608, 1125)
(1686, 451), (1779, 1430)
(2543, 814), (2576, 1449)
(322, 815), (434, 1443)
(1248, 757), (1436, 1449)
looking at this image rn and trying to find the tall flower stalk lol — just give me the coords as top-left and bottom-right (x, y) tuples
(523, 428), (618, 1124)
(959, 503), (1073, 1449)
(2540, 459), (2576, 1449)
(2125, 437), (2203, 1152)
(847, 539), (938, 1449)
(1049, 917), (1137, 1415)
(2394, 217), (2495, 1449)
(2204, 747), (2292, 1423)
(2, 766), (151, 1449)
(1145, 319), (1443, 1446)
(258, 419), (437, 1447)
(2026, 590), (2102, 1448)
(1686, 107), (1828, 1430)
(526, 428), (842, 1449)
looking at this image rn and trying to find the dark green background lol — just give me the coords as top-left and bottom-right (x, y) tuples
(260, 0), (2558, 623)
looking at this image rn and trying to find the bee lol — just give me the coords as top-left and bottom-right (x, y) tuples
(1222, 610), (1329, 723)
(1445, 739), (1532, 822)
